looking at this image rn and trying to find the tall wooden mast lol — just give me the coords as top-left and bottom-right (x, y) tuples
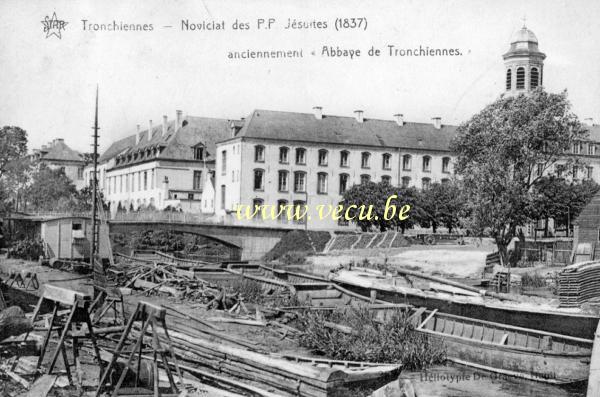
(91, 86), (103, 288)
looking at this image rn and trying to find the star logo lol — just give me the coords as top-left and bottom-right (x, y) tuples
(41, 12), (68, 39)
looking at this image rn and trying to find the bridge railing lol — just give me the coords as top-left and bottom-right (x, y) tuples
(110, 210), (302, 229)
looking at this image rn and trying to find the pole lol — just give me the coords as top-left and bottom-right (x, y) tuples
(90, 86), (103, 292)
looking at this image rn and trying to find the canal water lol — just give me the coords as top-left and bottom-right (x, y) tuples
(401, 364), (585, 397)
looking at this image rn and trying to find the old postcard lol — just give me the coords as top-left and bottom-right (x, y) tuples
(0, 1), (599, 396)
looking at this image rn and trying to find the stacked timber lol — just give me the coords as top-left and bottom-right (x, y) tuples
(144, 327), (401, 397)
(557, 260), (600, 307)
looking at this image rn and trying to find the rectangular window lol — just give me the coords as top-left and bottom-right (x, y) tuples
(254, 169), (264, 190)
(317, 173), (328, 194)
(361, 152), (370, 168)
(402, 156), (411, 171)
(382, 175), (391, 184)
(382, 154), (391, 170)
(193, 170), (202, 190)
(360, 174), (370, 184)
(588, 166), (593, 179)
(340, 151), (349, 167)
(423, 157), (431, 172)
(221, 150), (227, 175)
(402, 177), (411, 188)
(138, 172), (141, 191)
(318, 150), (328, 166)
(77, 167), (84, 180)
(573, 166), (579, 180)
(278, 171), (288, 192)
(296, 148), (306, 165)
(194, 147), (204, 160)
(442, 157), (450, 173)
(255, 146), (265, 162)
(339, 174), (348, 194)
(151, 169), (155, 189)
(220, 185), (226, 210)
(294, 172), (306, 192)
(279, 147), (289, 164)
(143, 171), (148, 190)
(589, 144), (596, 156)
(119, 175), (123, 193)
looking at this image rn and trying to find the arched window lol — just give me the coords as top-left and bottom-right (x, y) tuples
(253, 169), (264, 191)
(422, 156), (431, 172)
(339, 173), (349, 194)
(318, 149), (328, 166)
(401, 176), (411, 188)
(292, 200), (307, 224)
(277, 200), (288, 223)
(278, 170), (289, 192)
(442, 157), (451, 173)
(506, 69), (512, 90)
(254, 145), (265, 162)
(382, 153), (391, 170)
(422, 177), (431, 189)
(317, 172), (328, 193)
(279, 147), (289, 164)
(402, 154), (412, 171)
(295, 148), (306, 165)
(530, 67), (539, 89)
(361, 152), (371, 168)
(516, 67), (525, 89)
(381, 175), (391, 184)
(252, 198), (264, 221)
(340, 150), (349, 167)
(360, 174), (371, 184)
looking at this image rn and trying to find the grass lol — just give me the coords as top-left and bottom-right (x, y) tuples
(296, 306), (446, 370)
(264, 230), (331, 262)
(521, 272), (547, 288)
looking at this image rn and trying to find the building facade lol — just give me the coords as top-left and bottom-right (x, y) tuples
(31, 138), (86, 189)
(95, 111), (231, 215)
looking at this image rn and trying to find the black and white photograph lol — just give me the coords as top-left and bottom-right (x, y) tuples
(1, 1), (600, 396)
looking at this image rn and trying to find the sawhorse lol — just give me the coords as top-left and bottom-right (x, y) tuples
(90, 286), (126, 326)
(15, 285), (103, 391)
(96, 301), (184, 397)
(7, 270), (25, 288)
(22, 270), (40, 291)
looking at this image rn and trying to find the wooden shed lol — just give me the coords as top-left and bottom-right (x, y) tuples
(40, 216), (111, 260)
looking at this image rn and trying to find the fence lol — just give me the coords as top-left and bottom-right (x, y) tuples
(514, 240), (572, 265)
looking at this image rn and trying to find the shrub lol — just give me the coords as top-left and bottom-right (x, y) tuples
(521, 272), (546, 288)
(7, 238), (45, 260)
(297, 306), (446, 370)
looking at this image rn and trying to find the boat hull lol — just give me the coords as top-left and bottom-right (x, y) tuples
(420, 329), (590, 384)
(335, 281), (599, 339)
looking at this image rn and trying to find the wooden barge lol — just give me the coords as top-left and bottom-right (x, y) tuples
(415, 310), (592, 384)
(332, 269), (600, 339)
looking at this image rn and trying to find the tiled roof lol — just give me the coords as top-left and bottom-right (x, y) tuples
(106, 116), (232, 169)
(233, 109), (457, 151)
(40, 140), (84, 162)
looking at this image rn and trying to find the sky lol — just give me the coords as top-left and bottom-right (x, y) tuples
(1, 0), (599, 154)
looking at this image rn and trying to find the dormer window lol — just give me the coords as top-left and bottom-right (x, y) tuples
(194, 147), (204, 160)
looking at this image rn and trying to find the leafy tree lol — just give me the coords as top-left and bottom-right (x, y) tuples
(0, 126), (28, 180)
(26, 164), (77, 211)
(416, 181), (465, 233)
(451, 88), (586, 263)
(71, 185), (109, 212)
(340, 181), (413, 232)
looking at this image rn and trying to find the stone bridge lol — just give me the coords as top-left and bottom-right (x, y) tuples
(108, 220), (290, 260)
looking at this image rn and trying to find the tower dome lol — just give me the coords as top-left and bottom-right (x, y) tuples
(502, 24), (546, 96)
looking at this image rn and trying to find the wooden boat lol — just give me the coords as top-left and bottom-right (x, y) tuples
(414, 309), (593, 385)
(332, 269), (600, 339)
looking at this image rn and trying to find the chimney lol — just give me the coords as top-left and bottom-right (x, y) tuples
(135, 124), (140, 145)
(584, 118), (594, 127)
(148, 120), (153, 140)
(176, 110), (183, 130)
(432, 117), (442, 129)
(313, 106), (323, 120)
(162, 115), (168, 136)
(394, 114), (404, 126)
(354, 110), (364, 123)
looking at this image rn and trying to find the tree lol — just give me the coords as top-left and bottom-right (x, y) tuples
(451, 89), (586, 264)
(416, 181), (465, 233)
(340, 181), (413, 232)
(0, 126), (28, 180)
(71, 185), (109, 212)
(26, 164), (77, 211)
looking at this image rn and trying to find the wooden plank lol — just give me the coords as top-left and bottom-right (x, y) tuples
(417, 309), (438, 329)
(42, 285), (89, 305)
(19, 374), (57, 397)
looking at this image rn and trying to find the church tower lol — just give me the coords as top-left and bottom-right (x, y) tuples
(503, 24), (546, 96)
